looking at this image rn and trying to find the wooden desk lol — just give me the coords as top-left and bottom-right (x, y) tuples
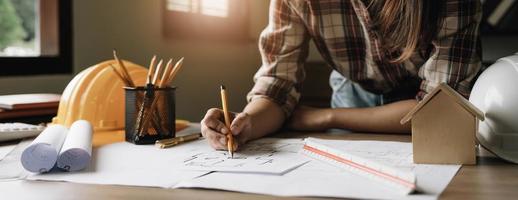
(1, 132), (517, 200)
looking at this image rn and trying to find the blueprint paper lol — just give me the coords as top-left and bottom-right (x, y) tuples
(20, 125), (68, 173)
(28, 141), (209, 188)
(26, 124), (209, 187)
(177, 138), (461, 200)
(303, 138), (416, 194)
(57, 120), (93, 172)
(0, 140), (31, 180)
(11, 124), (461, 199)
(180, 138), (309, 174)
(27, 135), (308, 186)
(0, 145), (16, 161)
(304, 138), (461, 194)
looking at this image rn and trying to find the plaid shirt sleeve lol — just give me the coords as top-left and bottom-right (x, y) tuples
(246, 0), (310, 117)
(417, 0), (482, 100)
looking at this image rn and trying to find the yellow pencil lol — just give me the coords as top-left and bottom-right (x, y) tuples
(220, 85), (235, 158)
(113, 50), (135, 87)
(109, 64), (130, 86)
(152, 59), (164, 86)
(159, 59), (174, 87)
(147, 55), (157, 85)
(165, 57), (184, 85)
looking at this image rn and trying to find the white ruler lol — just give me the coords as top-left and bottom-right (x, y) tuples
(302, 138), (416, 195)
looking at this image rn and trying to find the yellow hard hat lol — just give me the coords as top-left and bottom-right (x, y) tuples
(52, 60), (147, 131)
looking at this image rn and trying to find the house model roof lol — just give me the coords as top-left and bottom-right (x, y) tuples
(400, 83), (485, 124)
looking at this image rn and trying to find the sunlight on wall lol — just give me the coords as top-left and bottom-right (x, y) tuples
(167, 0), (228, 17)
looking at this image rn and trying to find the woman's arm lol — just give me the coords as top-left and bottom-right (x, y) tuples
(288, 99), (417, 134)
(202, 0), (309, 150)
(241, 98), (286, 140)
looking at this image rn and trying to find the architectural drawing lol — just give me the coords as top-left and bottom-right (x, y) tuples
(181, 139), (309, 174)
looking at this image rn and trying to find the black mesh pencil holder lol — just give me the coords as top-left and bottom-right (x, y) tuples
(125, 86), (176, 144)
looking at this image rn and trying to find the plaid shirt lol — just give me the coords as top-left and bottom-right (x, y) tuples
(247, 0), (482, 116)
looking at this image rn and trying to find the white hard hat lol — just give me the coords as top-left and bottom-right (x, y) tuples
(470, 53), (518, 164)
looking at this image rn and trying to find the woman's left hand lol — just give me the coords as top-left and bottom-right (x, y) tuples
(287, 106), (333, 131)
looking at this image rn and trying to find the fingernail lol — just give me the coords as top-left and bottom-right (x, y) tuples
(221, 127), (228, 134)
(231, 128), (239, 135)
(219, 137), (226, 144)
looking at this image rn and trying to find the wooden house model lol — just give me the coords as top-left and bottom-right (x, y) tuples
(400, 83), (485, 165)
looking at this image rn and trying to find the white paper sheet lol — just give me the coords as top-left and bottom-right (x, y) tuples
(20, 125), (68, 173)
(25, 126), (307, 186)
(181, 138), (309, 174)
(305, 138), (461, 194)
(28, 141), (210, 188)
(8, 124), (460, 199)
(0, 140), (31, 180)
(0, 144), (16, 160)
(303, 138), (417, 194)
(176, 139), (461, 200)
(57, 120), (93, 171)
(0, 125), (207, 186)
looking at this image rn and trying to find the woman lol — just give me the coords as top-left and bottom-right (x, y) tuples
(201, 0), (482, 150)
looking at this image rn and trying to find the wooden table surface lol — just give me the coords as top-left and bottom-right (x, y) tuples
(1, 131), (517, 200)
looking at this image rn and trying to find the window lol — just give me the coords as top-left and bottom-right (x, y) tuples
(0, 0), (72, 76)
(167, 0), (229, 17)
(163, 0), (249, 41)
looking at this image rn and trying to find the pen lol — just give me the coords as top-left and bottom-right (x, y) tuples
(220, 85), (235, 158)
(155, 133), (202, 148)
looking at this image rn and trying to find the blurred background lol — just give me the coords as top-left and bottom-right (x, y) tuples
(0, 0), (517, 121)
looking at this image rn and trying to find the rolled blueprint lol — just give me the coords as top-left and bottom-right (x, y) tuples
(57, 120), (93, 171)
(20, 125), (68, 173)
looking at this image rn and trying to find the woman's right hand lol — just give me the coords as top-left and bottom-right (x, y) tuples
(201, 108), (252, 151)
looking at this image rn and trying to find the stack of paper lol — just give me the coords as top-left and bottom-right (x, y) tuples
(177, 138), (461, 199)
(28, 141), (209, 188)
(26, 138), (309, 187)
(0, 93), (60, 110)
(0, 124), (462, 199)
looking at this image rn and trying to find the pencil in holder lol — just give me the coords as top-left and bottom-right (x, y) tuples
(125, 86), (176, 144)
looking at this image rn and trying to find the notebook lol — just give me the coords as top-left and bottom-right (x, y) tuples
(0, 93), (61, 110)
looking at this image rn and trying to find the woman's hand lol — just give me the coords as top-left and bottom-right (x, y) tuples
(287, 106), (333, 131)
(201, 108), (252, 150)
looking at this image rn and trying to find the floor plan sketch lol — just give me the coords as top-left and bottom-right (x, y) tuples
(181, 138), (310, 174)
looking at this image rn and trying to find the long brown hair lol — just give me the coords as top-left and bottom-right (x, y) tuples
(368, 0), (443, 63)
